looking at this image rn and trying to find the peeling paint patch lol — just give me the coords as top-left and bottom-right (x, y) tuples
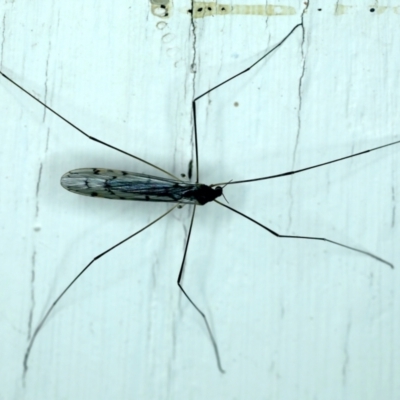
(334, 4), (354, 15)
(186, 2), (400, 18)
(150, 0), (171, 18)
(189, 2), (296, 18)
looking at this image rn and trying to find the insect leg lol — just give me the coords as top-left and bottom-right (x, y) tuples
(184, 23), (302, 371)
(0, 71), (180, 180)
(191, 23), (303, 183)
(23, 205), (178, 376)
(212, 139), (400, 186)
(176, 205), (225, 373)
(215, 200), (394, 269)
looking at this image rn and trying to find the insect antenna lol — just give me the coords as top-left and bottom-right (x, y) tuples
(22, 205), (178, 376)
(219, 180), (233, 203)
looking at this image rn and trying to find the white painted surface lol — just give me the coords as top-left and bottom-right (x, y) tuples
(1, 1), (399, 399)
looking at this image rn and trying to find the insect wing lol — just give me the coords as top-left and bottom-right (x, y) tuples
(60, 168), (200, 204)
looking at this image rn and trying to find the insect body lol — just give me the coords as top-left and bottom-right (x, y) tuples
(61, 168), (222, 205)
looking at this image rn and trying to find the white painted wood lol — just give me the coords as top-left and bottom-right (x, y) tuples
(1, 1), (399, 399)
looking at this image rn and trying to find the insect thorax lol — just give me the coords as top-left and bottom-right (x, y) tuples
(193, 184), (222, 205)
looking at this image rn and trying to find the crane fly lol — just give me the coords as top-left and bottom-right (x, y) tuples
(1, 22), (398, 375)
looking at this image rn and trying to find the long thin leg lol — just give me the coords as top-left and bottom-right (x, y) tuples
(177, 205), (225, 373)
(191, 23), (303, 183)
(211, 138), (400, 186)
(215, 200), (394, 269)
(23, 205), (178, 376)
(0, 71), (181, 181)
(192, 97), (200, 183)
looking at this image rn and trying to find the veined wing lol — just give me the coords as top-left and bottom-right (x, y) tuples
(60, 168), (221, 205)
